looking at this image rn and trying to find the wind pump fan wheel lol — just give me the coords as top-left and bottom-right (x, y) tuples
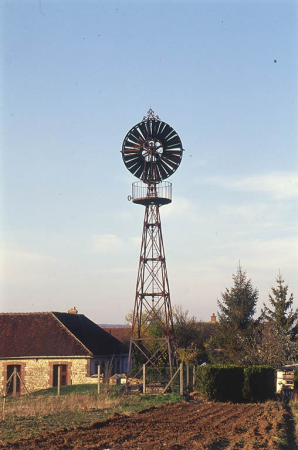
(122, 109), (184, 183)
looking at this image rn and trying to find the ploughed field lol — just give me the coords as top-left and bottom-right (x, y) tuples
(0, 401), (290, 449)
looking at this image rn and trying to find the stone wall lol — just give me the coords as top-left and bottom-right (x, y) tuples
(25, 359), (51, 392)
(71, 359), (97, 385)
(1, 358), (98, 394)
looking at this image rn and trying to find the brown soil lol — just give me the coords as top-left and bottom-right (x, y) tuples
(0, 401), (290, 449)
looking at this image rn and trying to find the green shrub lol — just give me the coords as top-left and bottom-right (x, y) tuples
(196, 365), (216, 400)
(243, 366), (275, 402)
(196, 365), (244, 403)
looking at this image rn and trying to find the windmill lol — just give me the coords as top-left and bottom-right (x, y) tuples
(121, 109), (184, 381)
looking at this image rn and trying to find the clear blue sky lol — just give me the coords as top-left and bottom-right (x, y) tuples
(1, 0), (297, 324)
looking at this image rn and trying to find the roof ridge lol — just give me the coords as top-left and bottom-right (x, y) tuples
(0, 312), (52, 315)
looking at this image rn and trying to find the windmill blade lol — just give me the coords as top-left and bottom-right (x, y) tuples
(125, 158), (142, 171)
(162, 157), (181, 171)
(151, 120), (160, 138)
(133, 164), (145, 179)
(156, 160), (169, 180)
(160, 156), (178, 171)
(160, 158), (177, 178)
(123, 157), (139, 168)
(166, 144), (183, 152)
(137, 121), (149, 140)
(163, 152), (182, 165)
(129, 127), (145, 144)
(123, 141), (142, 151)
(122, 150), (141, 160)
(164, 129), (177, 142)
(125, 131), (143, 144)
(164, 135), (181, 148)
(123, 149), (142, 155)
(123, 153), (141, 164)
(158, 123), (174, 141)
(124, 140), (142, 150)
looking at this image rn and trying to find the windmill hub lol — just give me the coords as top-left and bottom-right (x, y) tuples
(141, 139), (164, 162)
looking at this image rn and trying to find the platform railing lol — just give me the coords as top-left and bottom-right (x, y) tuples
(132, 181), (172, 205)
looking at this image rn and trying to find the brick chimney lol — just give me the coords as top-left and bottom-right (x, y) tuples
(211, 312), (216, 323)
(68, 306), (78, 314)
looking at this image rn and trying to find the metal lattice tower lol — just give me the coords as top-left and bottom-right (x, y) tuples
(121, 109), (184, 378)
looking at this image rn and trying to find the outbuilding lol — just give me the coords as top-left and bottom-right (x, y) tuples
(276, 364), (298, 394)
(0, 310), (129, 395)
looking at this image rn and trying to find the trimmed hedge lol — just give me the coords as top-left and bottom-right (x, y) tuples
(196, 365), (275, 403)
(196, 365), (244, 403)
(243, 366), (275, 402)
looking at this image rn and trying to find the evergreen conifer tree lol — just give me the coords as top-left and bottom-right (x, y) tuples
(261, 272), (298, 339)
(217, 264), (258, 330)
(210, 264), (258, 364)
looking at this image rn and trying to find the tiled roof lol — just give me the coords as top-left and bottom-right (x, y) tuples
(53, 313), (128, 356)
(0, 312), (128, 358)
(102, 326), (132, 344)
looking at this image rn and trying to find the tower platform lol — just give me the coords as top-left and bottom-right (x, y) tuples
(131, 181), (172, 206)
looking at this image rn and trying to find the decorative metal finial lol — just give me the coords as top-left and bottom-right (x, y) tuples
(142, 108), (160, 121)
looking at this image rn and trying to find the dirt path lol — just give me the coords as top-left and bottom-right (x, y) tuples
(0, 401), (291, 449)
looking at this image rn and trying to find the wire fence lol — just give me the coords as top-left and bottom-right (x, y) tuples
(127, 364), (196, 395)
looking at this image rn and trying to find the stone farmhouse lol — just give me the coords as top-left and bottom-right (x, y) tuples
(0, 309), (129, 395)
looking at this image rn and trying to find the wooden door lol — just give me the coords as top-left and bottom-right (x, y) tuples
(53, 364), (68, 387)
(7, 365), (21, 395)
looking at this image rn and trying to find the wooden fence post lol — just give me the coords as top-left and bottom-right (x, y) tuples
(143, 365), (146, 394)
(97, 365), (101, 395)
(57, 365), (61, 396)
(13, 367), (17, 397)
(2, 395), (6, 421)
(180, 363), (184, 395)
(186, 364), (189, 391)
(193, 365), (196, 390)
